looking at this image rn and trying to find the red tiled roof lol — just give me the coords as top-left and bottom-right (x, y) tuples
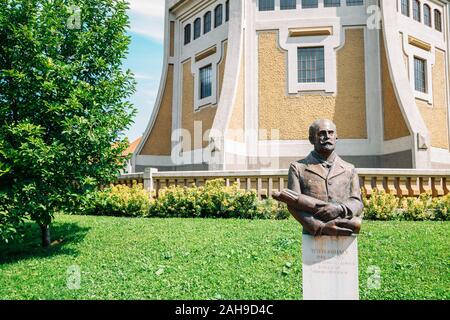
(123, 136), (142, 156)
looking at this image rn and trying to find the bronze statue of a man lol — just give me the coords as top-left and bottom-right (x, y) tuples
(273, 119), (363, 236)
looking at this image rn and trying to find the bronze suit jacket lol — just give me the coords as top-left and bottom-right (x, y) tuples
(287, 152), (364, 219)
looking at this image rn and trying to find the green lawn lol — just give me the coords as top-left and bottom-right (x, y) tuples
(0, 215), (449, 300)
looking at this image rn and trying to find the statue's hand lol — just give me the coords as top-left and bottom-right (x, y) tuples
(314, 203), (342, 222)
(319, 219), (353, 237)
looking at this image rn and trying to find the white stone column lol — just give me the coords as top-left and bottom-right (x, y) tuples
(302, 235), (359, 300)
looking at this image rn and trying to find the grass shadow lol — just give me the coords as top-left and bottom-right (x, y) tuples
(0, 222), (90, 265)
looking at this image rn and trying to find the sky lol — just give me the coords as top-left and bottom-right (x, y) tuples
(123, 0), (166, 142)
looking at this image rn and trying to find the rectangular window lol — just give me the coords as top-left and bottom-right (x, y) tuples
(259, 0), (275, 11)
(346, 0), (363, 6)
(414, 57), (426, 93)
(225, 0), (230, 21)
(298, 47), (325, 83)
(280, 0), (296, 10)
(401, 0), (409, 16)
(302, 0), (318, 8)
(435, 10), (442, 32)
(200, 64), (213, 99)
(324, 0), (341, 7)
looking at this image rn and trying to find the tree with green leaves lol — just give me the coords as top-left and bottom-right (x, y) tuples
(0, 0), (136, 246)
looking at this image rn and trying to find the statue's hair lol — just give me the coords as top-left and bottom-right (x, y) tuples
(309, 119), (337, 142)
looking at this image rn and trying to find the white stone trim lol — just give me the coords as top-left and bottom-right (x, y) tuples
(136, 155), (176, 167)
(224, 139), (247, 156)
(364, 10), (385, 155)
(382, 136), (413, 154)
(191, 45), (223, 110)
(133, 7), (173, 171)
(277, 19), (342, 94)
(210, 0), (245, 169)
(402, 33), (435, 105)
(396, 0), (447, 105)
(381, 0), (431, 168)
(431, 147), (450, 164)
(254, 137), (413, 157)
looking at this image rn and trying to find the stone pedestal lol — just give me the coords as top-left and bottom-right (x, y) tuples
(302, 234), (359, 300)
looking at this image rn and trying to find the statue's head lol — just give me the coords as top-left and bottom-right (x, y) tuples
(309, 119), (338, 155)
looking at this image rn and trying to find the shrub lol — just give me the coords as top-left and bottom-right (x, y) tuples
(400, 193), (435, 221)
(83, 184), (151, 217)
(362, 190), (450, 221)
(148, 179), (289, 220)
(431, 194), (450, 221)
(362, 190), (400, 220)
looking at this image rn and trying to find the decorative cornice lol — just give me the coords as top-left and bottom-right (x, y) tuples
(289, 27), (333, 37)
(408, 36), (432, 51)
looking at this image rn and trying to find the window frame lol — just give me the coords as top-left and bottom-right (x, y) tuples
(297, 47), (325, 83)
(413, 0), (421, 22)
(434, 9), (442, 32)
(301, 0), (319, 8)
(225, 0), (230, 21)
(324, 0), (341, 7)
(184, 24), (191, 45)
(401, 0), (410, 16)
(203, 11), (212, 34)
(199, 64), (213, 99)
(414, 56), (427, 94)
(193, 18), (201, 40)
(346, 0), (363, 6)
(214, 4), (223, 28)
(423, 4), (431, 27)
(258, 0), (275, 11)
(280, 0), (297, 10)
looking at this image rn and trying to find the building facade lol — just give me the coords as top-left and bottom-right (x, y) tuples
(133, 0), (450, 172)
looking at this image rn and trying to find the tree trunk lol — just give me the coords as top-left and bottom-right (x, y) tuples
(40, 224), (51, 247)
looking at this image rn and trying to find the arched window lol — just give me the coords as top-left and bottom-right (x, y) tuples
(214, 4), (223, 28)
(413, 0), (421, 22)
(259, 0), (275, 11)
(423, 4), (431, 27)
(194, 18), (201, 40)
(204, 11), (211, 34)
(226, 0), (230, 21)
(184, 24), (191, 45)
(434, 9), (442, 32)
(401, 0), (409, 16)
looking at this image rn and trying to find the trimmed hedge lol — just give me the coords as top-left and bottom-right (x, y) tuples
(363, 190), (450, 221)
(80, 179), (290, 220)
(82, 184), (151, 217)
(148, 179), (290, 220)
(78, 181), (450, 221)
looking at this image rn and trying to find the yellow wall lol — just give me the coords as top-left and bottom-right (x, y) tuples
(258, 29), (367, 140)
(181, 41), (227, 151)
(140, 64), (174, 155)
(381, 33), (410, 141)
(416, 49), (449, 149)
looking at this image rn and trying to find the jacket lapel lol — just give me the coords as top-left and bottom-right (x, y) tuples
(304, 154), (328, 180)
(327, 157), (346, 180)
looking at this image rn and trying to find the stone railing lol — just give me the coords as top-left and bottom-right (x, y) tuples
(116, 169), (450, 199)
